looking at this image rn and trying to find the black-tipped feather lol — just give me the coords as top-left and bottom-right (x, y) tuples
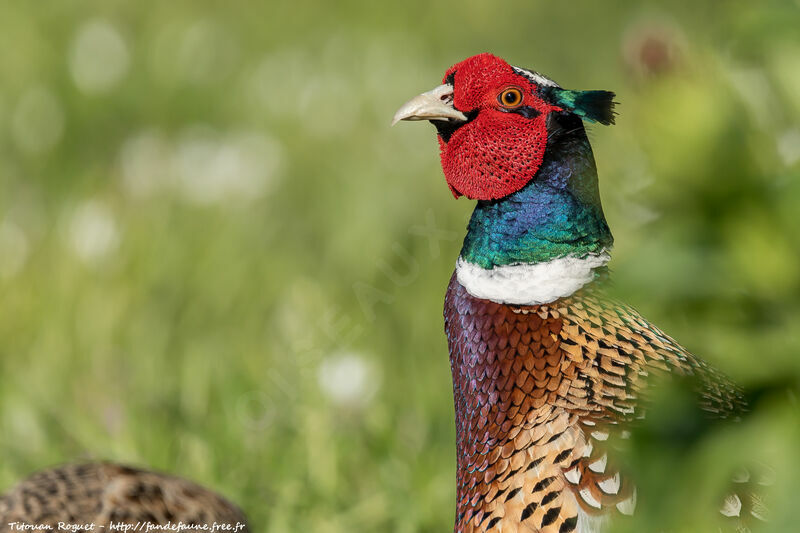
(571, 90), (617, 125)
(540, 87), (618, 125)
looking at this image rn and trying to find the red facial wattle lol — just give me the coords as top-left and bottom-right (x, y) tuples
(438, 53), (561, 200)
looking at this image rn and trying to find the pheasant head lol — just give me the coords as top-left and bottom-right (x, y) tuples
(393, 52), (616, 201)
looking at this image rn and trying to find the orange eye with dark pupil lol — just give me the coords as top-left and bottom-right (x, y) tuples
(498, 88), (523, 108)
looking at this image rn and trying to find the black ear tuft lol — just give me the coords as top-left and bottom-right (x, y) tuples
(572, 90), (617, 125)
(540, 87), (618, 125)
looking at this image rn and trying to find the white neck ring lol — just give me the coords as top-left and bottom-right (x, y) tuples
(455, 251), (611, 305)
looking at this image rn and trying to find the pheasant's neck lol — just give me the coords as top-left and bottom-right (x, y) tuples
(456, 115), (613, 305)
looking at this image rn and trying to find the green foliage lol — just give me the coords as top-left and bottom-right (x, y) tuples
(0, 1), (798, 531)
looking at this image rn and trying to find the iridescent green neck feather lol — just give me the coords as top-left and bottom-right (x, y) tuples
(459, 114), (613, 269)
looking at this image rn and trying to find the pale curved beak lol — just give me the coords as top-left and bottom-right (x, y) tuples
(392, 84), (468, 126)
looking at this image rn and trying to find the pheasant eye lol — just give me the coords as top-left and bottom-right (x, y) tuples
(498, 87), (523, 108)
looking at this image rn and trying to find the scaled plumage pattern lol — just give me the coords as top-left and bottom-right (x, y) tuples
(394, 53), (757, 532)
(0, 463), (248, 532)
(444, 276), (742, 532)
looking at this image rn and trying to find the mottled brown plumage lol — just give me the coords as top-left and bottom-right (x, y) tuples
(444, 273), (745, 532)
(0, 463), (248, 532)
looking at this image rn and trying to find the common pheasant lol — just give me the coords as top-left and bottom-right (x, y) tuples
(0, 463), (248, 532)
(394, 53), (754, 532)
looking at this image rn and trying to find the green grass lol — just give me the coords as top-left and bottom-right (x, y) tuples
(0, 1), (799, 531)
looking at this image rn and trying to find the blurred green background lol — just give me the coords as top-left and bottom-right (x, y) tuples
(0, 1), (798, 531)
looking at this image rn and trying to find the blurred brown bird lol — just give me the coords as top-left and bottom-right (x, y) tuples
(0, 463), (248, 532)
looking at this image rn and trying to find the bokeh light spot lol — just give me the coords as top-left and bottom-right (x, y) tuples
(69, 19), (130, 94)
(66, 200), (120, 266)
(317, 351), (380, 409)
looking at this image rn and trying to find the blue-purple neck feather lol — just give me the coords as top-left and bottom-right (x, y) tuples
(460, 114), (613, 269)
